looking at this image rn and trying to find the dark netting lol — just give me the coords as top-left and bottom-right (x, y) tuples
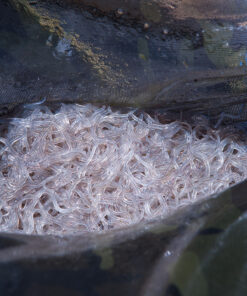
(2, 0), (247, 122)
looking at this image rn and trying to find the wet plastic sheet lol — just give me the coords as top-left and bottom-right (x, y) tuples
(2, 0), (247, 122)
(1, 1), (247, 295)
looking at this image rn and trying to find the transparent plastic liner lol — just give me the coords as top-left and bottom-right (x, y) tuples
(1, 102), (247, 235)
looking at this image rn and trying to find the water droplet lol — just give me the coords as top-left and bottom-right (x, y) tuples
(223, 41), (229, 48)
(117, 8), (124, 15)
(144, 23), (150, 30)
(163, 28), (168, 35)
(164, 250), (172, 257)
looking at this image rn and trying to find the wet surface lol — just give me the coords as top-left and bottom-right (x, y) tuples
(2, 1), (247, 124)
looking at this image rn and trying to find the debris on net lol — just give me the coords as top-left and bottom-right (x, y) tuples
(0, 103), (247, 235)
